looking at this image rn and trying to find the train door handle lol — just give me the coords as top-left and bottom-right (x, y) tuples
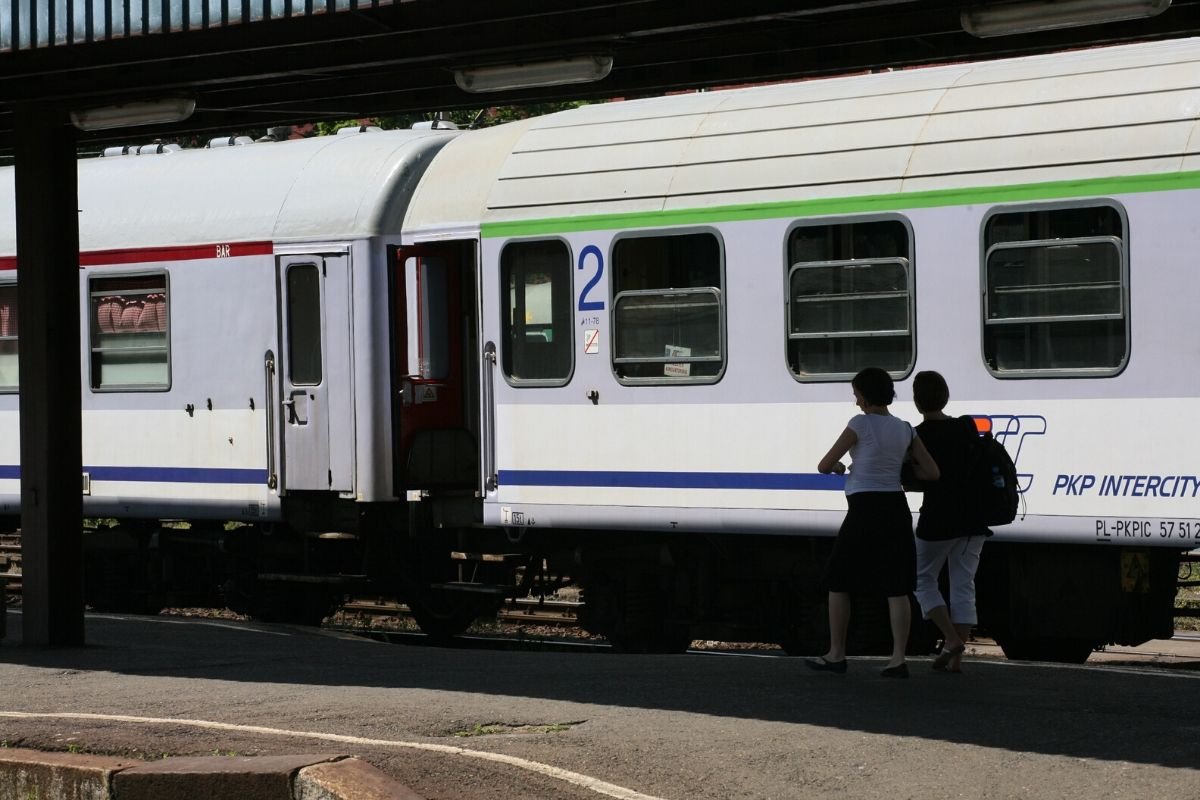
(281, 398), (298, 424)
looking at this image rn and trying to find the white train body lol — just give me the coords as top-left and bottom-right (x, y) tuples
(402, 37), (1200, 551)
(0, 128), (452, 520)
(0, 36), (1194, 654)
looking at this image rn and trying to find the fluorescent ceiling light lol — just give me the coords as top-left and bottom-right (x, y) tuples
(70, 98), (196, 132)
(454, 55), (613, 93)
(962, 0), (1171, 37)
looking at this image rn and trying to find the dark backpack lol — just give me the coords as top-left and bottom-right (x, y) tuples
(962, 416), (1019, 527)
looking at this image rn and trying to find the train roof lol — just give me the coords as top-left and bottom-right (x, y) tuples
(0, 128), (455, 257)
(403, 36), (1200, 236)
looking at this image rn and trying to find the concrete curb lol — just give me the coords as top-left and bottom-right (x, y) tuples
(296, 759), (424, 800)
(0, 748), (424, 799)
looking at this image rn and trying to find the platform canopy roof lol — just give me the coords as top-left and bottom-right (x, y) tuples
(4, 0), (1200, 151)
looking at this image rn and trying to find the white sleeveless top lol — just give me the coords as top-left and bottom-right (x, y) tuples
(844, 413), (914, 495)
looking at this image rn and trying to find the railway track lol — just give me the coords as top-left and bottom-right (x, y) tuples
(2, 532), (1198, 664)
(1, 533), (20, 599)
(341, 595), (580, 627)
(6, 566), (1199, 663)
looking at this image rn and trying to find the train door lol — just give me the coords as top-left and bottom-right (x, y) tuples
(392, 243), (476, 490)
(278, 253), (354, 492)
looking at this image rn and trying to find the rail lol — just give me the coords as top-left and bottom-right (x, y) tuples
(341, 595), (579, 627)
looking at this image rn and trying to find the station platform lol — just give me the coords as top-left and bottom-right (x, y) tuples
(0, 610), (430, 799)
(2, 608), (1198, 800)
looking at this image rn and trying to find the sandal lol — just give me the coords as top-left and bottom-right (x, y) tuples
(932, 642), (966, 671)
(805, 656), (848, 674)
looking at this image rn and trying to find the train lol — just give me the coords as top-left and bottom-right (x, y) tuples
(2, 35), (1197, 662)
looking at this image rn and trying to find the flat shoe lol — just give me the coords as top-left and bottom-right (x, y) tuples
(805, 657), (847, 674)
(932, 642), (966, 671)
(880, 663), (909, 679)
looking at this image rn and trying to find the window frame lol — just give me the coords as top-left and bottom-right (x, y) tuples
(783, 214), (915, 383)
(980, 200), (1130, 379)
(499, 236), (575, 388)
(0, 279), (17, 394)
(609, 227), (727, 386)
(88, 270), (172, 393)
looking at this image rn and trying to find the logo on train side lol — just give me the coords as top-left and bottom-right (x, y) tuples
(215, 244), (231, 258)
(972, 414), (1045, 495)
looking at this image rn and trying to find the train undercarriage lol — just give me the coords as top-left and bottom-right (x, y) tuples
(2, 508), (1187, 665)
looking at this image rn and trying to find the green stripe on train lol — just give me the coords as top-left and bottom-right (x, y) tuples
(480, 169), (1200, 239)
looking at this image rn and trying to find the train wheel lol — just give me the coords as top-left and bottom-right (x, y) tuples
(608, 633), (691, 654)
(996, 635), (1098, 664)
(406, 585), (502, 642)
(607, 622), (692, 655)
(83, 527), (164, 615)
(609, 582), (692, 654)
(251, 583), (343, 627)
(778, 632), (822, 657)
(86, 589), (165, 616)
(777, 595), (826, 656)
(580, 571), (691, 654)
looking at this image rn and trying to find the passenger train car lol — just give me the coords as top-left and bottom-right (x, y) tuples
(2, 36), (1197, 661)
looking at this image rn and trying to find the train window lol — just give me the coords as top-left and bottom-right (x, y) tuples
(983, 204), (1127, 376)
(286, 264), (323, 386)
(89, 274), (170, 391)
(786, 219), (913, 380)
(500, 240), (573, 384)
(401, 255), (450, 380)
(0, 283), (16, 392)
(612, 231), (724, 383)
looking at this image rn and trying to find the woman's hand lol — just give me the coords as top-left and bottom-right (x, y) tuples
(831, 461), (846, 475)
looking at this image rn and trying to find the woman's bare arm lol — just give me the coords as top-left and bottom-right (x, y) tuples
(818, 427), (857, 474)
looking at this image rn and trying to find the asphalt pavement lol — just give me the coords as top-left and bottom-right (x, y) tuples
(1, 609), (1198, 799)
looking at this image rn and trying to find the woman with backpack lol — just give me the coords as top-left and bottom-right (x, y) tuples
(808, 367), (939, 679)
(911, 370), (993, 673)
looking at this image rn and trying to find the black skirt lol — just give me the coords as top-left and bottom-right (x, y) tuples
(823, 491), (916, 597)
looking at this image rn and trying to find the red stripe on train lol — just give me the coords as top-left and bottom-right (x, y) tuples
(0, 241), (273, 271)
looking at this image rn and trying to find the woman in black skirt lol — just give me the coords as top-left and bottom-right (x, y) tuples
(807, 367), (939, 678)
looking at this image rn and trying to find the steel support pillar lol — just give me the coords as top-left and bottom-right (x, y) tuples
(13, 104), (84, 646)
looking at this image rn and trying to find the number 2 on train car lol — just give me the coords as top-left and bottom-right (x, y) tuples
(577, 245), (605, 311)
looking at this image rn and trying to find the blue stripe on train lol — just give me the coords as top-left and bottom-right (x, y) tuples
(0, 465), (267, 484)
(497, 469), (844, 491)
